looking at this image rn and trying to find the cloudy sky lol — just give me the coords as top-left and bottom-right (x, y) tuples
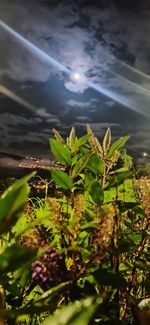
(0, 0), (150, 162)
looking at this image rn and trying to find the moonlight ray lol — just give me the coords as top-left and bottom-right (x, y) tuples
(88, 81), (150, 118)
(117, 59), (150, 82)
(0, 20), (70, 74)
(0, 84), (39, 113)
(69, 73), (150, 118)
(109, 70), (150, 97)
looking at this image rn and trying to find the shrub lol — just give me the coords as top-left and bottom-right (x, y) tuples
(0, 126), (149, 325)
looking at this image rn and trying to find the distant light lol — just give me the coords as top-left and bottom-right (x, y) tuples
(74, 72), (81, 80)
(143, 152), (150, 158)
(70, 71), (87, 84)
(71, 72), (82, 82)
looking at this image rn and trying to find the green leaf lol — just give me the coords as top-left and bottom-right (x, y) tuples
(80, 147), (90, 155)
(106, 136), (129, 159)
(34, 282), (71, 306)
(89, 181), (104, 204)
(0, 173), (35, 234)
(53, 129), (65, 144)
(109, 167), (130, 174)
(0, 246), (36, 273)
(72, 155), (90, 179)
(18, 269), (31, 287)
(71, 153), (82, 166)
(103, 128), (111, 155)
(106, 170), (133, 190)
(50, 139), (71, 165)
(67, 127), (76, 149)
(135, 260), (148, 271)
(93, 267), (127, 288)
(0, 173), (35, 201)
(84, 174), (95, 189)
(121, 149), (133, 169)
(119, 232), (142, 253)
(80, 221), (97, 230)
(127, 232), (142, 244)
(71, 135), (88, 154)
(42, 297), (99, 325)
(86, 154), (104, 175)
(50, 169), (73, 190)
(138, 298), (150, 311)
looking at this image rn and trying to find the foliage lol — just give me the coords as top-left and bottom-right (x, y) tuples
(0, 126), (149, 325)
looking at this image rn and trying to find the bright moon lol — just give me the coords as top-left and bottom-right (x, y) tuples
(70, 71), (87, 84)
(73, 72), (81, 80)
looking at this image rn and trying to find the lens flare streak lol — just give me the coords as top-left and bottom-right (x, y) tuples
(0, 20), (70, 74)
(0, 84), (38, 113)
(109, 69), (150, 97)
(88, 81), (150, 118)
(117, 60), (150, 82)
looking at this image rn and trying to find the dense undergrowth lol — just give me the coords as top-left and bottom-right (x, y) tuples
(0, 125), (150, 325)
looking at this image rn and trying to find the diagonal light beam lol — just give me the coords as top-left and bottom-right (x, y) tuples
(88, 81), (150, 118)
(0, 84), (38, 113)
(0, 20), (70, 74)
(109, 69), (150, 97)
(117, 59), (150, 82)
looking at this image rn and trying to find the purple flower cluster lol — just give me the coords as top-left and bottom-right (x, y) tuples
(31, 248), (67, 291)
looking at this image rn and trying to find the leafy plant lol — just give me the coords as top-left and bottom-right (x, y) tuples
(0, 126), (149, 325)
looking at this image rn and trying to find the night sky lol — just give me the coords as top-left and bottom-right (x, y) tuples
(0, 0), (150, 163)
